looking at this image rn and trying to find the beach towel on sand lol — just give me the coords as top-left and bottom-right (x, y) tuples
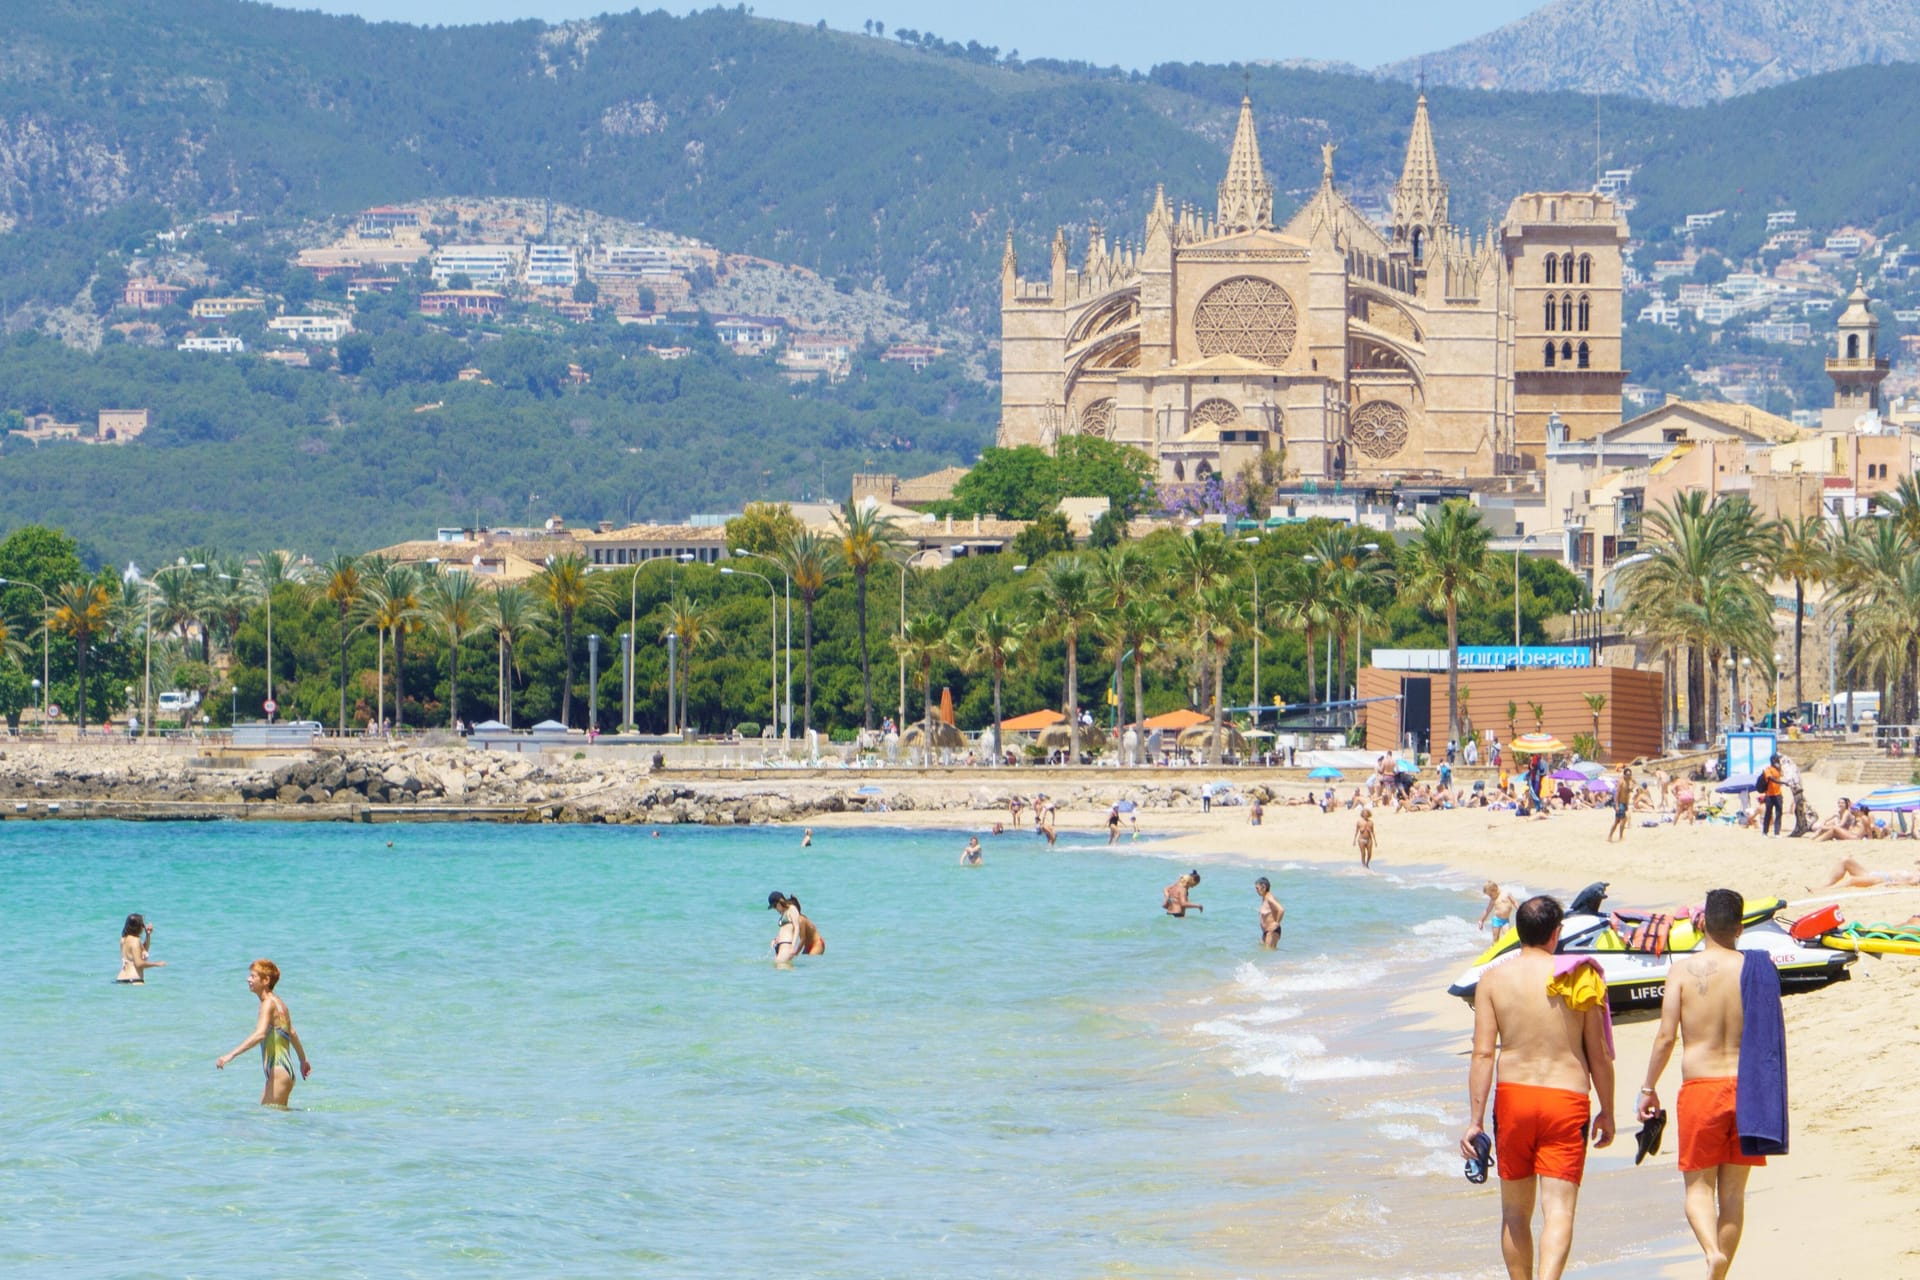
(1736, 949), (1789, 1156)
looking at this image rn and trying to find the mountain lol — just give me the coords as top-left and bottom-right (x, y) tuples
(1380, 0), (1920, 106)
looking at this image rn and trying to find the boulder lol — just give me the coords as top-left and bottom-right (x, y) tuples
(276, 783), (304, 803)
(289, 761), (319, 788)
(382, 764), (411, 787)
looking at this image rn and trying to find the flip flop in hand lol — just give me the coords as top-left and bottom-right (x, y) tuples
(1464, 1131), (1493, 1184)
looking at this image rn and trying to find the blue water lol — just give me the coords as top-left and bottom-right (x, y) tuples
(0, 821), (1667, 1278)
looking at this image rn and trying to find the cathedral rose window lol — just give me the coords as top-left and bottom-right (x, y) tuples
(1192, 276), (1298, 366)
(1191, 398), (1241, 427)
(1349, 401), (1410, 460)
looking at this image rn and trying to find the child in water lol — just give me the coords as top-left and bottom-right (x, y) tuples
(1353, 807), (1377, 869)
(215, 959), (311, 1107)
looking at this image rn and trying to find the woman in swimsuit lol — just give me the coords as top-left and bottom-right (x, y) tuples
(1812, 856), (1920, 889)
(216, 959), (310, 1107)
(961, 836), (983, 865)
(117, 913), (163, 984)
(1672, 780), (1697, 825)
(1163, 871), (1203, 917)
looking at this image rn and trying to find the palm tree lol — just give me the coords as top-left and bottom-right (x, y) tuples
(1623, 492), (1772, 743)
(1770, 513), (1828, 717)
(1113, 595), (1173, 752)
(486, 585), (544, 727)
(1269, 559), (1325, 709)
(320, 553), (364, 732)
(777, 530), (836, 738)
(894, 611), (953, 767)
(1096, 543), (1157, 732)
(531, 552), (602, 728)
(1031, 555), (1100, 763)
(1583, 691), (1607, 752)
(1188, 580), (1248, 765)
(1834, 519), (1920, 722)
(423, 569), (487, 729)
(0, 607), (29, 667)
(959, 607), (1029, 767)
(1173, 524), (1241, 596)
(360, 562), (423, 730)
(657, 593), (720, 734)
(201, 555), (251, 661)
(1307, 525), (1385, 702)
(48, 578), (115, 730)
(1880, 472), (1920, 543)
(832, 502), (903, 731)
(1398, 499), (1497, 749)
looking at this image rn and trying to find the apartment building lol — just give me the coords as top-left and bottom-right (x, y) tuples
(525, 244), (579, 288)
(190, 296), (265, 320)
(419, 290), (506, 319)
(430, 244), (522, 286)
(268, 315), (353, 343)
(179, 335), (246, 353)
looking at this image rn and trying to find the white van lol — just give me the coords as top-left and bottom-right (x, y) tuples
(1826, 691), (1879, 726)
(157, 691), (200, 714)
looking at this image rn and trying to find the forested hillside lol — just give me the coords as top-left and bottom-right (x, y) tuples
(5, 1), (1920, 331)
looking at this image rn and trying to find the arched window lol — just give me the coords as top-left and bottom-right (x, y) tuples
(1173, 460), (1186, 482)
(1544, 341), (1556, 367)
(1196, 461), (1214, 481)
(1579, 254), (1593, 284)
(1545, 255), (1558, 284)
(1545, 296), (1556, 331)
(1561, 294), (1574, 331)
(1561, 252), (1575, 282)
(1577, 294), (1591, 331)
(1577, 341), (1590, 369)
(1411, 228), (1424, 264)
(1562, 341), (1574, 363)
(1847, 333), (1861, 359)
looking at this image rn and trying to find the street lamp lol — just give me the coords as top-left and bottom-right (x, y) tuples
(627, 552), (694, 732)
(721, 566), (778, 742)
(588, 633), (601, 733)
(0, 577), (52, 722)
(732, 548), (791, 739)
(1240, 536), (1262, 711)
(140, 560), (205, 738)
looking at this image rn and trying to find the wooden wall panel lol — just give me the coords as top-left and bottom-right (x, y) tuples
(1360, 666), (1666, 762)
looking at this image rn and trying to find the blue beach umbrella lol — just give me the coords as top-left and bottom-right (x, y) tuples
(1115, 799), (1138, 813)
(1715, 774), (1758, 795)
(1857, 786), (1920, 811)
(1307, 766), (1344, 780)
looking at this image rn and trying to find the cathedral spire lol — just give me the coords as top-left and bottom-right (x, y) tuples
(1216, 95), (1273, 234)
(1390, 93), (1449, 264)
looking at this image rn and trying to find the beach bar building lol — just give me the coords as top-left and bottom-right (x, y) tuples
(1357, 659), (1663, 763)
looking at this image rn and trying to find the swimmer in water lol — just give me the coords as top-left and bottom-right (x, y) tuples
(215, 959), (311, 1107)
(961, 836), (983, 865)
(117, 914), (163, 984)
(801, 828), (813, 848)
(1164, 870), (1204, 917)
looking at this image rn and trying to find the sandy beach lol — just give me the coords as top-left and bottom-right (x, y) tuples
(807, 771), (1920, 1278)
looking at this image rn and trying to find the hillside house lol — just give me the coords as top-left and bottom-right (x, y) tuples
(190, 297), (265, 320)
(123, 278), (186, 310)
(419, 290), (505, 319)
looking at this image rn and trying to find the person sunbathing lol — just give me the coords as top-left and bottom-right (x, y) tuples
(1812, 856), (1920, 889)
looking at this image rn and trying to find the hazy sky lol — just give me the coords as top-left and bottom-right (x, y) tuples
(265, 0), (1541, 70)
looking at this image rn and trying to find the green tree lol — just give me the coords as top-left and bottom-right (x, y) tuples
(1189, 580), (1248, 765)
(531, 552), (603, 728)
(422, 569), (487, 728)
(777, 530), (837, 737)
(1011, 511), (1072, 563)
(48, 578), (115, 730)
(894, 611), (953, 766)
(1032, 554), (1100, 762)
(485, 585), (544, 727)
(832, 501), (903, 731)
(1052, 435), (1155, 518)
(1769, 512), (1829, 714)
(657, 592), (719, 734)
(319, 552), (365, 731)
(724, 503), (806, 556)
(959, 606), (1028, 767)
(1397, 499), (1497, 749)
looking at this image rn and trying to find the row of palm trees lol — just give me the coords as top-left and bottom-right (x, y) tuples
(1623, 481), (1920, 743)
(885, 501), (1499, 765)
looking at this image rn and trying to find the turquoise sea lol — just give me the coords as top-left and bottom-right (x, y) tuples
(0, 821), (1676, 1278)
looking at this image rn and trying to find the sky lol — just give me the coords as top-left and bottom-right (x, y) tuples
(263, 0), (1542, 70)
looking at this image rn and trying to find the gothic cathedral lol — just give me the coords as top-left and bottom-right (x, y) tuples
(997, 95), (1629, 484)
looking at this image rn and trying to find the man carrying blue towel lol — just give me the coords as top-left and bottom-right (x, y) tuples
(1636, 889), (1787, 1279)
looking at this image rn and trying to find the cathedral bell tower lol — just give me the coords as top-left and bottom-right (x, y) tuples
(1826, 275), (1889, 424)
(1389, 94), (1448, 269)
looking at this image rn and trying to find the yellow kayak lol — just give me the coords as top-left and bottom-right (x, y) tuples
(1821, 922), (1920, 957)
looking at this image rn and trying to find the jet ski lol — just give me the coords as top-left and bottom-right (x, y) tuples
(1447, 891), (1856, 1012)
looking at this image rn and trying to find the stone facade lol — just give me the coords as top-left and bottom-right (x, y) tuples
(998, 95), (1629, 483)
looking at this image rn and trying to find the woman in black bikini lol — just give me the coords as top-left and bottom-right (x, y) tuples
(117, 914), (163, 984)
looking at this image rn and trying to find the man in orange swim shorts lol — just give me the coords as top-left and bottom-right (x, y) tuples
(1638, 889), (1764, 1279)
(1461, 895), (1616, 1280)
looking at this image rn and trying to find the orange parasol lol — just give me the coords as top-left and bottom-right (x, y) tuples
(1000, 709), (1067, 732)
(939, 686), (955, 726)
(1142, 708), (1209, 731)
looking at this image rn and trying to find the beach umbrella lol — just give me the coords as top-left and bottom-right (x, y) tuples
(1587, 777), (1616, 793)
(939, 686), (955, 726)
(1572, 762), (1606, 780)
(1550, 768), (1588, 782)
(1716, 773), (1758, 795)
(1510, 734), (1566, 754)
(1242, 728), (1274, 739)
(1177, 723), (1246, 754)
(1000, 709), (1066, 732)
(1307, 766), (1344, 780)
(1144, 708), (1209, 731)
(1115, 799), (1138, 813)
(853, 784), (885, 796)
(1857, 786), (1920, 811)
(902, 720), (964, 751)
(1035, 724), (1075, 750)
(1396, 758), (1416, 772)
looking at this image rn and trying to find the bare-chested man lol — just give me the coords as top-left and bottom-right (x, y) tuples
(1163, 870), (1203, 918)
(1460, 895), (1616, 1280)
(1637, 889), (1762, 1279)
(1255, 877), (1284, 949)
